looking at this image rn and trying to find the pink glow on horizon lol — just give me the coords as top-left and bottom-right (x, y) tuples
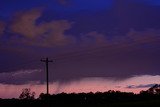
(0, 75), (160, 98)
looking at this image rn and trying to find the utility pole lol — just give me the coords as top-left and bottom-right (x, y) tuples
(41, 57), (53, 95)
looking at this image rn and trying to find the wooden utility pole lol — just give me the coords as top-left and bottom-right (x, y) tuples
(41, 58), (53, 95)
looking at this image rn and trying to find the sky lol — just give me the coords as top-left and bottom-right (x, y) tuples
(0, 0), (160, 98)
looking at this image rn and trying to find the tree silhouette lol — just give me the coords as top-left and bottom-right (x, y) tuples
(0, 87), (160, 107)
(19, 88), (36, 100)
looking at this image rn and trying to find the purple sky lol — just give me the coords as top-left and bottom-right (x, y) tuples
(0, 0), (160, 98)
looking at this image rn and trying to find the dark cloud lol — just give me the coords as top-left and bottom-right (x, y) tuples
(126, 84), (156, 89)
(1, 0), (160, 99)
(57, 0), (71, 6)
(0, 21), (5, 36)
(0, 28), (160, 82)
(0, 69), (43, 84)
(52, 30), (160, 81)
(81, 31), (107, 45)
(0, 74), (160, 98)
(68, 0), (160, 36)
(0, 0), (160, 84)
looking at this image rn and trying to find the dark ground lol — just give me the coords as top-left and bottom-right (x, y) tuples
(0, 91), (160, 107)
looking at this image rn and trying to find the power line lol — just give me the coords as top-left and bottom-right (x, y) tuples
(48, 37), (160, 63)
(51, 36), (160, 61)
(0, 36), (159, 72)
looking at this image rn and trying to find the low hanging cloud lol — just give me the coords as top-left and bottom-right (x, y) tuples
(10, 9), (74, 47)
(0, 69), (43, 84)
(126, 84), (156, 89)
(0, 75), (160, 98)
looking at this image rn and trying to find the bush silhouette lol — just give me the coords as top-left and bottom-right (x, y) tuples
(19, 88), (36, 100)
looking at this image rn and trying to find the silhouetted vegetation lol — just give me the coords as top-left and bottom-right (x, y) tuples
(0, 84), (160, 107)
(19, 88), (36, 100)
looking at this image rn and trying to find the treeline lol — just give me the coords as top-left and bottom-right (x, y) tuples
(0, 84), (160, 107)
(39, 90), (160, 104)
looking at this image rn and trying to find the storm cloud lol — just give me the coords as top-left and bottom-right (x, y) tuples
(0, 0), (160, 98)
